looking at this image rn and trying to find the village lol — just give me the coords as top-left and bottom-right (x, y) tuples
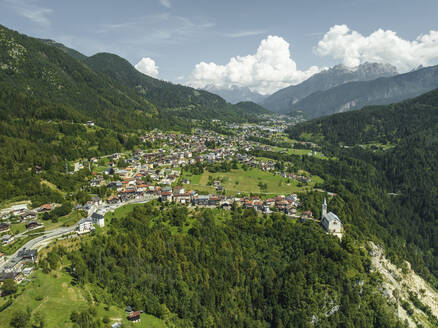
(0, 120), (343, 308)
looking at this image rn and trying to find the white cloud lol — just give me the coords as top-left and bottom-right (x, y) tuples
(187, 35), (320, 95)
(316, 24), (438, 71)
(159, 0), (171, 8)
(223, 30), (267, 38)
(5, 0), (52, 27)
(135, 57), (159, 77)
(98, 13), (214, 46)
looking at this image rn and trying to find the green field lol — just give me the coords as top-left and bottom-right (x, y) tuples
(0, 269), (165, 328)
(183, 168), (322, 196)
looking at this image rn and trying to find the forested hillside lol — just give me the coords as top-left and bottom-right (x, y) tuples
(49, 202), (401, 328)
(0, 25), (164, 131)
(287, 89), (438, 286)
(83, 53), (249, 121)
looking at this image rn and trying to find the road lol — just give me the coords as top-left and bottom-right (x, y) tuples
(0, 195), (158, 272)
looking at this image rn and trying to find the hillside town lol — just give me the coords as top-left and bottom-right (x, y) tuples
(0, 121), (342, 297)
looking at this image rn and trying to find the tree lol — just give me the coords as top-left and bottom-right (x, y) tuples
(2, 278), (17, 295)
(10, 310), (30, 328)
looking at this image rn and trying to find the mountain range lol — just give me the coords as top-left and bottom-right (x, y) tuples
(288, 65), (438, 118)
(262, 62), (398, 113)
(202, 85), (267, 104)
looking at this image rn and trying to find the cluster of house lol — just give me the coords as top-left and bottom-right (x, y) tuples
(157, 186), (301, 215)
(0, 248), (37, 287)
(0, 203), (52, 246)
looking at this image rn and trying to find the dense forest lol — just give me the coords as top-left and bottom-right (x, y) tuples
(285, 90), (438, 287)
(43, 202), (403, 328)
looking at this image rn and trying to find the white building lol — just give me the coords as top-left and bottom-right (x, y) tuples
(91, 213), (105, 227)
(11, 204), (28, 216)
(321, 198), (343, 238)
(2, 234), (15, 245)
(78, 218), (94, 234)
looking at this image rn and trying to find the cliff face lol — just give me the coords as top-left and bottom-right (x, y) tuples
(369, 242), (438, 328)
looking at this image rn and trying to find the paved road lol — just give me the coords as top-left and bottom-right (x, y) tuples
(0, 195), (158, 271)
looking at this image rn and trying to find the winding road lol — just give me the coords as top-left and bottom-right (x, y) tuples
(0, 195), (158, 272)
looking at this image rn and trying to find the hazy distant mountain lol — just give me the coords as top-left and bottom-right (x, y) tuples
(289, 65), (438, 118)
(203, 85), (267, 104)
(262, 62), (398, 113)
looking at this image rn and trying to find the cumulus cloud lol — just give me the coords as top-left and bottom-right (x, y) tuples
(187, 35), (320, 95)
(135, 57), (159, 77)
(316, 24), (438, 71)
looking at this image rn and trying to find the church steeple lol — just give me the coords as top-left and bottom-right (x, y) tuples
(322, 197), (327, 219)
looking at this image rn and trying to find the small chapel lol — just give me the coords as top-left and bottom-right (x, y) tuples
(321, 198), (343, 239)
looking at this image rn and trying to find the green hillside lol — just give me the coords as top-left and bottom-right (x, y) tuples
(287, 89), (438, 285)
(83, 53), (249, 121)
(0, 25), (164, 131)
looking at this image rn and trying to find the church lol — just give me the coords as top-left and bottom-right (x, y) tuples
(321, 198), (343, 238)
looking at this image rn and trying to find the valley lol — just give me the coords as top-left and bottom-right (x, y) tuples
(0, 18), (437, 328)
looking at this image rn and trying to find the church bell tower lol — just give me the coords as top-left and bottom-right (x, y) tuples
(322, 197), (327, 219)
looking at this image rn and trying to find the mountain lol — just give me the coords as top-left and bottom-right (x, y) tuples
(0, 24), (163, 131)
(287, 89), (438, 286)
(38, 39), (87, 61)
(289, 65), (438, 118)
(234, 101), (270, 115)
(203, 84), (267, 104)
(262, 62), (398, 113)
(82, 53), (247, 121)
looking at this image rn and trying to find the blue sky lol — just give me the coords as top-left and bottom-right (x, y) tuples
(1, 0), (438, 94)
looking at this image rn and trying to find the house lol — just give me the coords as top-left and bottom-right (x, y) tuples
(20, 211), (37, 221)
(91, 197), (102, 206)
(0, 223), (9, 232)
(127, 311), (141, 323)
(321, 198), (343, 238)
(91, 213), (105, 227)
(17, 248), (37, 262)
(11, 204), (28, 216)
(37, 204), (52, 212)
(208, 196), (221, 206)
(25, 221), (42, 230)
(107, 196), (120, 204)
(0, 253), (4, 265)
(192, 195), (209, 206)
(77, 218), (94, 234)
(160, 191), (173, 202)
(22, 267), (33, 276)
(0, 272), (23, 284)
(2, 234), (14, 245)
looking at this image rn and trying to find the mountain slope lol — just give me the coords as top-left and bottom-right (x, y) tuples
(83, 53), (248, 121)
(263, 62), (398, 113)
(290, 65), (438, 119)
(38, 39), (87, 61)
(287, 89), (438, 286)
(0, 24), (163, 131)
